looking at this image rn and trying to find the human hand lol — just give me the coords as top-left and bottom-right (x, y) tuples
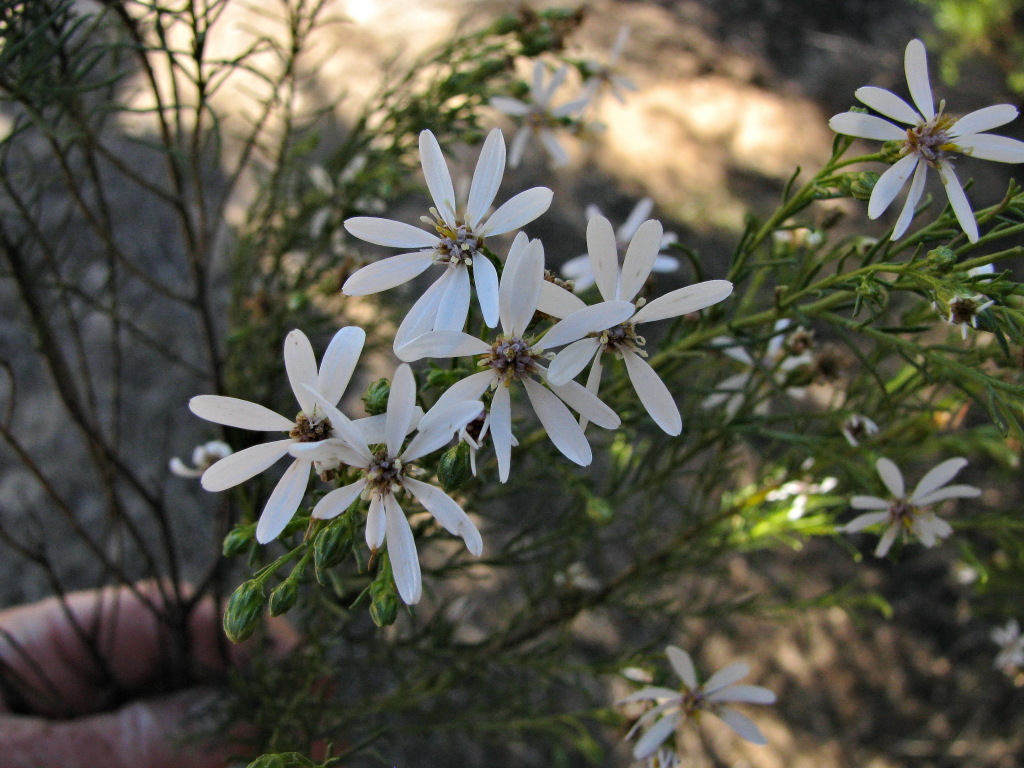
(0, 582), (296, 768)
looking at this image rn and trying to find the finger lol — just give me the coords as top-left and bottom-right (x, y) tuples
(0, 687), (235, 768)
(0, 582), (298, 717)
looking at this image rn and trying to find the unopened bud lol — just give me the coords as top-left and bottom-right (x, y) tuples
(223, 579), (266, 643)
(438, 442), (474, 492)
(222, 524), (254, 557)
(314, 518), (353, 575)
(268, 579), (299, 617)
(362, 378), (391, 416)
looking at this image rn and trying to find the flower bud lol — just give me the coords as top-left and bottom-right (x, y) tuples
(224, 579), (266, 643)
(314, 518), (353, 575)
(438, 442), (473, 491)
(927, 245), (957, 271)
(369, 559), (400, 627)
(268, 579), (299, 617)
(361, 378), (390, 416)
(222, 524), (254, 557)
(848, 171), (879, 201)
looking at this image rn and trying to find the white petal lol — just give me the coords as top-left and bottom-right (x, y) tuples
(904, 39), (935, 121)
(343, 217), (438, 248)
(950, 104), (1019, 138)
(386, 364), (417, 457)
(289, 438), (367, 468)
(618, 687), (683, 705)
(434, 265), (471, 333)
(559, 254), (593, 289)
(419, 130), (457, 226)
(508, 126), (530, 169)
(956, 133), (1024, 163)
(479, 187), (553, 237)
(394, 273), (448, 349)
(352, 411), (422, 446)
(914, 484), (981, 506)
(539, 129), (571, 166)
(652, 255), (680, 273)
(618, 198), (654, 243)
(632, 280), (734, 324)
(843, 511), (890, 532)
(490, 384), (513, 482)
(850, 495), (890, 510)
(714, 707), (768, 745)
(538, 279), (586, 317)
(318, 326), (365, 405)
(342, 250), (435, 296)
(536, 301), (635, 350)
(255, 458), (310, 543)
(875, 457), (905, 498)
(404, 476), (483, 555)
(551, 96), (590, 118)
(547, 338), (602, 386)
(874, 523), (900, 557)
(622, 350), (682, 435)
(365, 494), (385, 550)
(938, 162), (979, 242)
(546, 371), (619, 429)
(472, 253), (500, 328)
(189, 395), (293, 431)
(284, 330), (319, 417)
(466, 128), (506, 229)
(704, 662), (749, 694)
(586, 215), (621, 301)
(707, 684), (776, 705)
(431, 371), (495, 413)
(666, 646), (698, 689)
(828, 112), (907, 142)
(868, 153), (919, 220)
(498, 232), (529, 332)
(396, 330), (489, 362)
(503, 237), (544, 337)
(310, 479), (367, 520)
(403, 399), (485, 461)
(619, 219), (663, 301)
(385, 494), (422, 605)
(911, 457), (967, 501)
(892, 159), (928, 239)
(632, 713), (681, 760)
(489, 96), (531, 116)
(524, 377), (593, 466)
(200, 439), (292, 492)
(538, 63), (568, 104)
(855, 86), (922, 125)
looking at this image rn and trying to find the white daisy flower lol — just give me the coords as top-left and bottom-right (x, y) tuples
(395, 233), (631, 481)
(290, 364), (484, 605)
(841, 414), (880, 448)
(829, 38), (1024, 243)
(620, 645), (776, 759)
(169, 440), (233, 479)
(343, 129), (553, 348)
(491, 60), (593, 168)
(561, 199), (680, 293)
(701, 320), (808, 418)
(580, 25), (638, 107)
(190, 327), (374, 544)
(547, 215), (732, 435)
(844, 456), (980, 557)
(992, 618), (1024, 673)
